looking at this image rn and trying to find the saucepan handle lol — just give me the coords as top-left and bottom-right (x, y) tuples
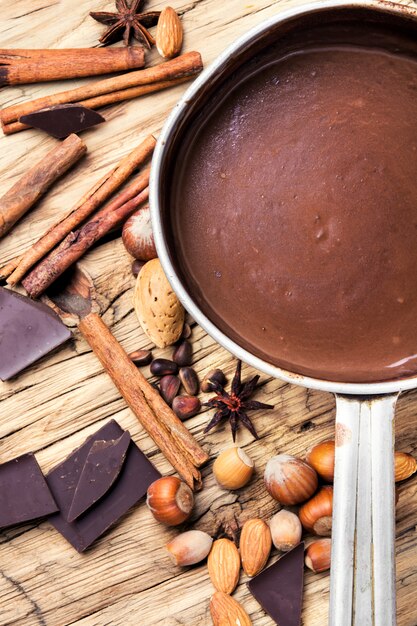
(329, 393), (398, 626)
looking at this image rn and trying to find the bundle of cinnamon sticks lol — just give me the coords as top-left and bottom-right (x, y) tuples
(0, 52), (202, 135)
(2, 134), (156, 289)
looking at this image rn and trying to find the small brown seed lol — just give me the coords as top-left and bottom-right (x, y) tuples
(180, 323), (192, 340)
(179, 367), (199, 395)
(150, 358), (178, 376)
(172, 395), (201, 420)
(159, 375), (181, 405)
(132, 259), (145, 277)
(128, 348), (152, 366)
(173, 340), (192, 366)
(201, 368), (227, 392)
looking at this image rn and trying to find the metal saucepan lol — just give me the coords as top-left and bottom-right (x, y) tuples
(150, 1), (417, 624)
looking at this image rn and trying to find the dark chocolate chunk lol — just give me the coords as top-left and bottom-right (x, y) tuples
(248, 542), (305, 626)
(67, 431), (131, 522)
(0, 453), (58, 529)
(0, 286), (71, 381)
(19, 105), (105, 139)
(45, 420), (160, 552)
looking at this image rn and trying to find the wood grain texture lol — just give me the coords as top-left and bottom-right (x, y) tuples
(1, 1), (417, 625)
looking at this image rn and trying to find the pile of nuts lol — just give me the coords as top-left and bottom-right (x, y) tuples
(144, 438), (416, 623)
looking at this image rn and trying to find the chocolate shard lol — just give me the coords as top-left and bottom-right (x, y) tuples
(67, 431), (131, 522)
(45, 420), (161, 552)
(19, 104), (105, 139)
(0, 286), (71, 381)
(0, 453), (58, 529)
(248, 542), (305, 626)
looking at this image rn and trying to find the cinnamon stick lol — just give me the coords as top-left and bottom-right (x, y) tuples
(0, 256), (20, 281)
(0, 52), (203, 134)
(23, 183), (150, 298)
(0, 134), (86, 238)
(0, 48), (145, 86)
(78, 312), (204, 490)
(5, 76), (192, 135)
(8, 135), (156, 286)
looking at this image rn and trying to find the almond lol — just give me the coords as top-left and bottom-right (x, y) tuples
(210, 591), (252, 626)
(240, 518), (272, 577)
(207, 538), (240, 594)
(156, 7), (183, 59)
(134, 258), (184, 348)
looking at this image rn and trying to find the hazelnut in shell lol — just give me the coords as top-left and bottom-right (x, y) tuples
(299, 485), (333, 536)
(166, 530), (213, 566)
(269, 509), (302, 552)
(305, 538), (332, 573)
(146, 476), (194, 526)
(394, 451), (417, 482)
(122, 205), (157, 261)
(306, 440), (335, 483)
(264, 454), (318, 505)
(213, 446), (254, 490)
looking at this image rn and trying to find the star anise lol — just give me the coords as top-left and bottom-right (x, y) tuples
(203, 361), (274, 441)
(90, 0), (161, 48)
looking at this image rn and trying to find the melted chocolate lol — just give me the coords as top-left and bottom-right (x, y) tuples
(170, 15), (417, 383)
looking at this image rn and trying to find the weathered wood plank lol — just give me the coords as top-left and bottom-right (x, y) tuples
(1, 0), (416, 625)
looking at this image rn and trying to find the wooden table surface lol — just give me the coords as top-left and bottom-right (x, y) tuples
(1, 1), (416, 624)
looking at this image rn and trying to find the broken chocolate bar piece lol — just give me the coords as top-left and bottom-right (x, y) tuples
(0, 453), (58, 529)
(67, 431), (131, 522)
(248, 542), (305, 626)
(0, 286), (71, 381)
(46, 420), (160, 552)
(19, 105), (105, 139)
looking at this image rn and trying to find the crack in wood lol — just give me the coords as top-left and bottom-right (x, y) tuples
(0, 570), (47, 626)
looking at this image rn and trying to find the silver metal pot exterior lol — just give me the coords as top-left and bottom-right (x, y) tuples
(149, 0), (417, 396)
